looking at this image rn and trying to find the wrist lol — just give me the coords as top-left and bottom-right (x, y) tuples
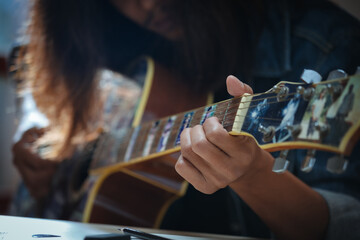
(230, 148), (274, 191)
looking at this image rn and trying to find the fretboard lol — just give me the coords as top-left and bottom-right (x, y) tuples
(90, 97), (242, 170)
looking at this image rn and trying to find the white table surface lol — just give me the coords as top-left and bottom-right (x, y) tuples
(0, 215), (265, 240)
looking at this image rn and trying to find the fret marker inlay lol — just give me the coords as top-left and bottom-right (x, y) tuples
(157, 116), (177, 152)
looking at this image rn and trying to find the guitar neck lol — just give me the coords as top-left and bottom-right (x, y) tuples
(91, 97), (242, 171)
(90, 74), (360, 172)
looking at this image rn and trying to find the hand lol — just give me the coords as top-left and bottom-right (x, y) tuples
(12, 127), (59, 200)
(175, 75), (273, 194)
(177, 78), (328, 240)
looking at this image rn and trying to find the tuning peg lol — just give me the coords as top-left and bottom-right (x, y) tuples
(276, 86), (290, 102)
(286, 124), (302, 139)
(272, 150), (290, 173)
(300, 69), (322, 84)
(296, 86), (305, 95)
(258, 124), (276, 142)
(303, 87), (315, 101)
(326, 69), (347, 80)
(326, 155), (348, 174)
(301, 150), (316, 172)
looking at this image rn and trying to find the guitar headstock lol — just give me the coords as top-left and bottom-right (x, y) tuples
(231, 68), (360, 174)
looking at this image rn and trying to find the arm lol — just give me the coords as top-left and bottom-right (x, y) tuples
(175, 75), (329, 240)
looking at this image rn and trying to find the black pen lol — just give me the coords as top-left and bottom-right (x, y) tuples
(120, 227), (172, 240)
(32, 234), (61, 238)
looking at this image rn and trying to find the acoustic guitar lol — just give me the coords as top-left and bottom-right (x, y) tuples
(39, 58), (360, 228)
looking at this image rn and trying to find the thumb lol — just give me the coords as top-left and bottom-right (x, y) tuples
(226, 75), (253, 97)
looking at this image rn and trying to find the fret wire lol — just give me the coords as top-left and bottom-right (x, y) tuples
(221, 99), (233, 126)
(132, 123), (152, 158)
(149, 119), (167, 154)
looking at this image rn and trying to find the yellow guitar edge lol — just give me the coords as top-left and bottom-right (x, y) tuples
(340, 117), (360, 154)
(118, 170), (189, 229)
(84, 57), (155, 222)
(84, 147), (183, 223)
(82, 173), (110, 223)
(82, 166), (188, 226)
(132, 57), (155, 127)
(90, 146), (182, 175)
(229, 131), (353, 155)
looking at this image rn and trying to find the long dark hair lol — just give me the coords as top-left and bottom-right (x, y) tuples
(25, 0), (263, 156)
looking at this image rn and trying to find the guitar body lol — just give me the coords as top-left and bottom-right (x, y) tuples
(81, 58), (209, 227)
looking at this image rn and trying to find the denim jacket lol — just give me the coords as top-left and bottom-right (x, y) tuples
(162, 1), (360, 239)
(237, 1), (360, 239)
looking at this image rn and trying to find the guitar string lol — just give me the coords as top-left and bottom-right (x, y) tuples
(183, 92), (299, 125)
(93, 92), (304, 166)
(129, 94), (299, 155)
(213, 97), (298, 126)
(184, 92), (300, 126)
(97, 92), (301, 146)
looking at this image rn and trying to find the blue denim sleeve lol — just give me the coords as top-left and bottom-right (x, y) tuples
(292, 141), (360, 240)
(315, 189), (360, 240)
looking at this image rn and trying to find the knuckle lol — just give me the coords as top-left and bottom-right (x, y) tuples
(205, 128), (222, 143)
(175, 159), (185, 172)
(181, 143), (193, 158)
(192, 137), (207, 153)
(175, 157), (191, 177)
(180, 127), (190, 139)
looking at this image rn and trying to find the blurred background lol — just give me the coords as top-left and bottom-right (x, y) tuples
(0, 0), (29, 214)
(0, 0), (359, 215)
